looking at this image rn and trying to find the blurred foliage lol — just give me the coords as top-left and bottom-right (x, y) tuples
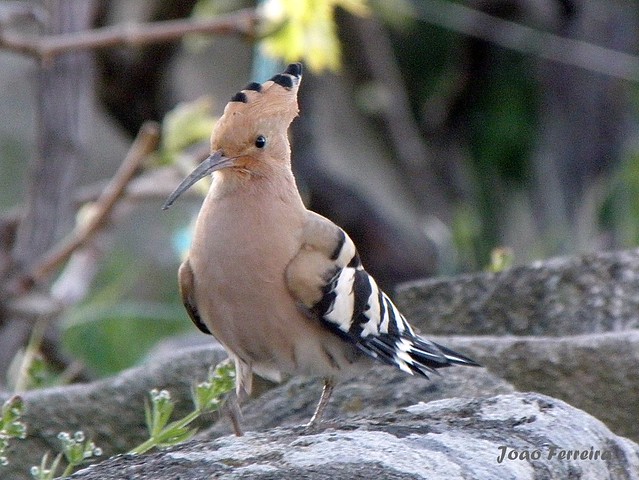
(488, 247), (515, 273)
(59, 244), (189, 377)
(369, 0), (415, 31)
(7, 348), (58, 392)
(191, 0), (246, 18)
(257, 0), (368, 72)
(466, 52), (538, 263)
(158, 96), (217, 202)
(601, 150), (639, 247)
(62, 301), (188, 376)
(159, 96), (217, 165)
(388, 15), (538, 268)
(193, 0), (369, 71)
(451, 203), (483, 272)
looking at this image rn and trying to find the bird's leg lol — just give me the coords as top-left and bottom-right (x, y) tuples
(224, 357), (251, 436)
(305, 377), (335, 432)
(223, 390), (244, 436)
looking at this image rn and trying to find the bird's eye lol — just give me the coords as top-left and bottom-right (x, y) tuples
(255, 135), (266, 148)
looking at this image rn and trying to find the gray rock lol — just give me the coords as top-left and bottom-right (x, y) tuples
(0, 342), (508, 480)
(0, 345), (227, 480)
(435, 331), (639, 443)
(396, 248), (639, 336)
(394, 249), (639, 442)
(68, 392), (639, 480)
(208, 359), (514, 436)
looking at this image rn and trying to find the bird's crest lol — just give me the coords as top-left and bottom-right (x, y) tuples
(219, 63), (302, 131)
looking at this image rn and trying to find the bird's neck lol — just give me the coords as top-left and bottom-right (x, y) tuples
(207, 163), (305, 211)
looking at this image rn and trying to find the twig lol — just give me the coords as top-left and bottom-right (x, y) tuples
(11, 315), (48, 393)
(0, 7), (258, 61)
(410, 0), (639, 82)
(72, 141), (210, 205)
(28, 121), (160, 284)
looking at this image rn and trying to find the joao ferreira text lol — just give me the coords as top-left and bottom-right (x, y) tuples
(497, 445), (612, 464)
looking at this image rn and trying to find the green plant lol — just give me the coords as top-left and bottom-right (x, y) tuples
(0, 396), (27, 466)
(130, 359), (235, 455)
(10, 360), (235, 478)
(30, 431), (102, 480)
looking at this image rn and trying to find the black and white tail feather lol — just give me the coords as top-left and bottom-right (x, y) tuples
(309, 228), (480, 377)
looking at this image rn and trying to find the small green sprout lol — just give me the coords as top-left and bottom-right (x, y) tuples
(488, 247), (515, 273)
(192, 359), (235, 412)
(30, 430), (101, 479)
(30, 452), (62, 480)
(58, 431), (103, 474)
(130, 359), (235, 455)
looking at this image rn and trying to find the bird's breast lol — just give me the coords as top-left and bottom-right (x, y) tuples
(185, 182), (362, 381)
(191, 182), (303, 285)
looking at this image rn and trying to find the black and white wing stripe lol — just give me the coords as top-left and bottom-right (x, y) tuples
(292, 224), (479, 378)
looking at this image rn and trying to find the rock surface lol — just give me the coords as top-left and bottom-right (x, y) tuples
(207, 357), (514, 436)
(396, 248), (639, 336)
(69, 393), (639, 480)
(436, 331), (639, 443)
(4, 248), (639, 478)
(395, 248), (639, 442)
(0, 342), (510, 480)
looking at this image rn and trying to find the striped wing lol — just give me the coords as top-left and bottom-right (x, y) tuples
(286, 213), (479, 377)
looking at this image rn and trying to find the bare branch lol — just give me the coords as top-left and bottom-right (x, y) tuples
(0, 7), (258, 61)
(411, 0), (639, 82)
(28, 121), (160, 284)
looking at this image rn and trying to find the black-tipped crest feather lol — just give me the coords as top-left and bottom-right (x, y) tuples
(284, 62), (302, 77)
(268, 63), (303, 90)
(230, 91), (248, 103)
(244, 81), (262, 92)
(270, 74), (294, 89)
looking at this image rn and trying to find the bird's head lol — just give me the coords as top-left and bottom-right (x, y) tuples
(163, 63), (302, 210)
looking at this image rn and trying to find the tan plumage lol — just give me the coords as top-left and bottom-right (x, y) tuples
(164, 63), (479, 435)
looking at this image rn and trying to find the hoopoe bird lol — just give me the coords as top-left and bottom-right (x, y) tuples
(163, 63), (479, 435)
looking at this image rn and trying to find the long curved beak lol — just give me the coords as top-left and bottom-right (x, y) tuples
(162, 151), (234, 210)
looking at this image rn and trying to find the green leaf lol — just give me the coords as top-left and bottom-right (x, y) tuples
(144, 399), (153, 437)
(156, 426), (197, 447)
